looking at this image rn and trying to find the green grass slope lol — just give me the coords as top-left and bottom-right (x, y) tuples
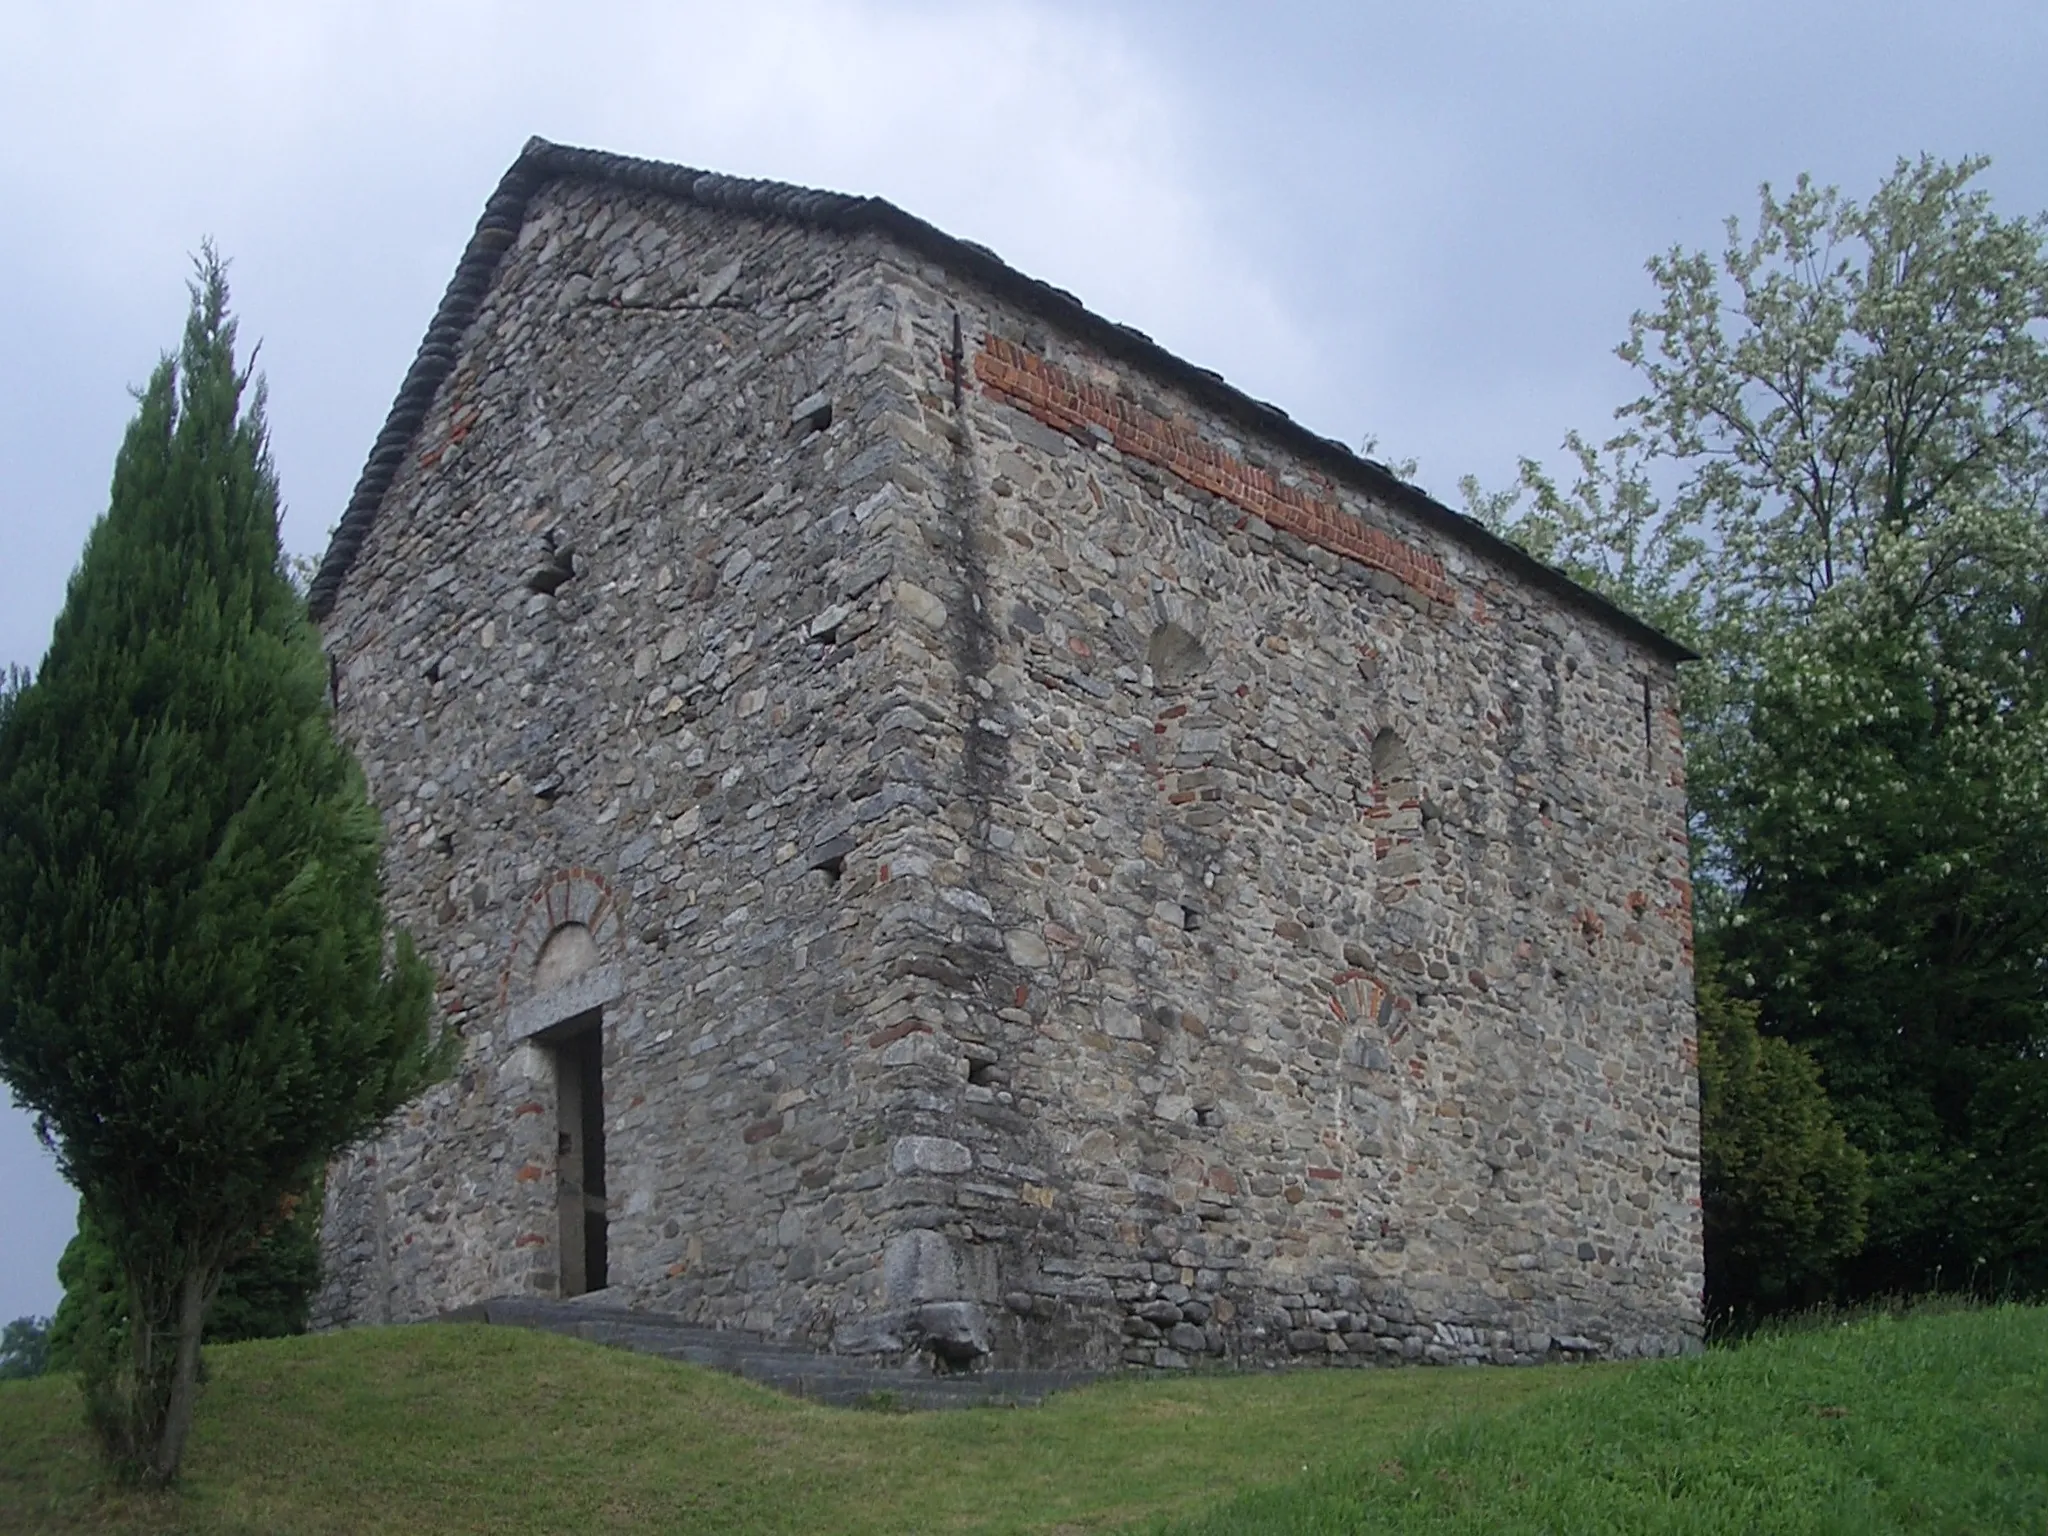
(1160, 1305), (2048, 1535)
(2, 1307), (2039, 1534)
(0, 1323), (1589, 1534)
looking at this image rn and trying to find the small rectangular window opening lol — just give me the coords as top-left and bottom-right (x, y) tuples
(807, 833), (854, 884)
(790, 391), (834, 436)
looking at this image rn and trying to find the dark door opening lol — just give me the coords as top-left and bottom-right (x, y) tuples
(553, 1016), (608, 1296)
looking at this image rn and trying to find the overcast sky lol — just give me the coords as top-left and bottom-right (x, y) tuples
(2, 0), (2043, 1323)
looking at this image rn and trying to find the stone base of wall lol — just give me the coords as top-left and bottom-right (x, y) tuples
(590, 1255), (1698, 1373)
(994, 1287), (1697, 1371)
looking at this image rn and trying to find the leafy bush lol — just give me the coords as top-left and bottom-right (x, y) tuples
(0, 1314), (51, 1380)
(47, 1192), (323, 1373)
(1697, 961), (1870, 1319)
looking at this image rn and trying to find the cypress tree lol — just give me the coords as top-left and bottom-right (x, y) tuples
(0, 253), (447, 1484)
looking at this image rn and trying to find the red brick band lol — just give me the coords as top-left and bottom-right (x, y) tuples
(972, 337), (1458, 608)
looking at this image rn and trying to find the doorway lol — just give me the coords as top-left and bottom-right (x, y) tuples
(552, 1015), (608, 1296)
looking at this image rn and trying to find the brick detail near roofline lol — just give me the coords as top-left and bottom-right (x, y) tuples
(309, 140), (1689, 660)
(970, 336), (1460, 609)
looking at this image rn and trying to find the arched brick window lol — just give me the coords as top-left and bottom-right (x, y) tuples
(1146, 620), (1210, 690)
(1370, 725), (1415, 798)
(499, 867), (622, 1009)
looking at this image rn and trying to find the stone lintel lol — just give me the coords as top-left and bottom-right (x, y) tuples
(507, 962), (624, 1042)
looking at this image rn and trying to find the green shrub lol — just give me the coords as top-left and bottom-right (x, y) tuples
(0, 1314), (51, 1379)
(1698, 962), (1870, 1319)
(47, 1191), (322, 1373)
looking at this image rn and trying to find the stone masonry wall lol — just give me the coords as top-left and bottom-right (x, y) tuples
(316, 171), (1702, 1369)
(315, 179), (949, 1340)
(838, 259), (1703, 1365)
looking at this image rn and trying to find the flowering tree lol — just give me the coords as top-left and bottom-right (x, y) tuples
(1474, 155), (2048, 1305)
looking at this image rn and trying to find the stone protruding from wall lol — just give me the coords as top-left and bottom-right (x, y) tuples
(831, 1230), (991, 1364)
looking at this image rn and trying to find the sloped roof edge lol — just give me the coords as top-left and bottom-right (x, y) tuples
(308, 137), (1696, 664)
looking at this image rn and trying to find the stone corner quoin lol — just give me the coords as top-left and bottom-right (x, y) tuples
(310, 149), (1703, 1374)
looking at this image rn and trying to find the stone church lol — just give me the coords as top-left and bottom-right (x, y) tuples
(309, 138), (1703, 1369)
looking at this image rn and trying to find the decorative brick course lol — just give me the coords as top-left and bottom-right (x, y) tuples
(972, 336), (1459, 608)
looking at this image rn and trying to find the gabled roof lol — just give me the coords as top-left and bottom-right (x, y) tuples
(308, 138), (1695, 664)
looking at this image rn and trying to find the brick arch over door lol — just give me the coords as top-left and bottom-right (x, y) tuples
(499, 868), (624, 1008)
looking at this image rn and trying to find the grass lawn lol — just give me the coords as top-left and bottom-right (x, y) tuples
(1, 1305), (2040, 1534)
(0, 1323), (1596, 1534)
(1160, 1304), (2048, 1535)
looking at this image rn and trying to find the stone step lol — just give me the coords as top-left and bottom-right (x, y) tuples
(434, 1297), (1098, 1409)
